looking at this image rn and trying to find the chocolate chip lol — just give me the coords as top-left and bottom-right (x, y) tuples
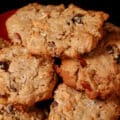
(51, 101), (58, 108)
(72, 14), (84, 24)
(114, 54), (120, 64)
(0, 61), (10, 71)
(106, 45), (114, 54)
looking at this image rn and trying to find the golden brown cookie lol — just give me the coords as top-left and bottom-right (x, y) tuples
(0, 46), (56, 106)
(57, 23), (120, 99)
(6, 3), (108, 58)
(49, 84), (120, 120)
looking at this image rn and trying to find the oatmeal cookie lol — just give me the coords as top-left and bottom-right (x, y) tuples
(6, 3), (108, 57)
(0, 46), (56, 106)
(57, 23), (120, 99)
(49, 84), (120, 120)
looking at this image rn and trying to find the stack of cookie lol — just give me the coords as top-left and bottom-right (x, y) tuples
(0, 2), (120, 120)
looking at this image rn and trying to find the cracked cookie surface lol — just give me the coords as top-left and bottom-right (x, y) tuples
(6, 3), (108, 58)
(49, 84), (120, 120)
(57, 23), (120, 99)
(0, 46), (56, 106)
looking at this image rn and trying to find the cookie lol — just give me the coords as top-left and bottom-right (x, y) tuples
(0, 104), (46, 120)
(0, 46), (56, 106)
(57, 23), (120, 99)
(49, 84), (120, 120)
(6, 3), (108, 58)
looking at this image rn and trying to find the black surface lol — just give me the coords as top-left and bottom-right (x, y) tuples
(0, 0), (119, 26)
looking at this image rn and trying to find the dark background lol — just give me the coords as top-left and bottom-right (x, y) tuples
(0, 0), (119, 26)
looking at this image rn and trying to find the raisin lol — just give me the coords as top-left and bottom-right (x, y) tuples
(72, 14), (84, 24)
(79, 59), (87, 67)
(54, 57), (61, 66)
(0, 61), (10, 71)
(0, 94), (8, 98)
(106, 45), (114, 54)
(114, 54), (120, 64)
